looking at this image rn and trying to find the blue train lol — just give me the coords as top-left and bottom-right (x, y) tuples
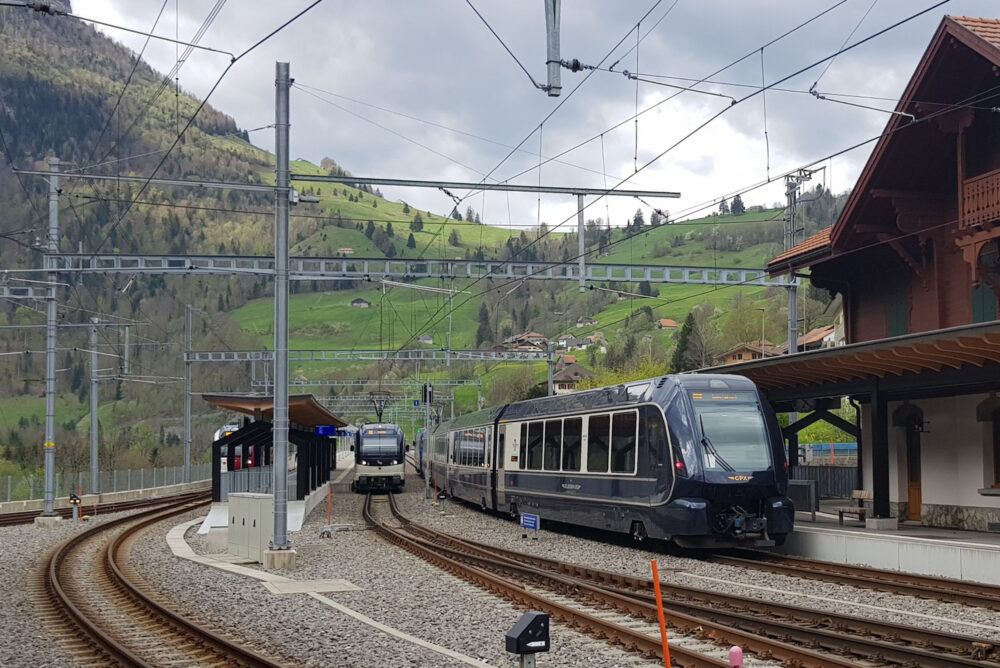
(351, 423), (407, 493)
(425, 374), (794, 548)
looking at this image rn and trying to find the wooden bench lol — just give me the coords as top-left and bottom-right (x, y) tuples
(838, 490), (872, 525)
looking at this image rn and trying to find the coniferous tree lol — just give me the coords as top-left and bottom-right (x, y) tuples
(731, 194), (746, 215)
(406, 233), (416, 249)
(671, 313), (696, 373)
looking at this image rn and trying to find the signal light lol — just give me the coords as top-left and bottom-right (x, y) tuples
(674, 461), (684, 470)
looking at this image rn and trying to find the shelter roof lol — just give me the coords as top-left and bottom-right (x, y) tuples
(202, 393), (346, 428)
(705, 321), (1000, 397)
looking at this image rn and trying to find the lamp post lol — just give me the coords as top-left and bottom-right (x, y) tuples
(756, 307), (766, 359)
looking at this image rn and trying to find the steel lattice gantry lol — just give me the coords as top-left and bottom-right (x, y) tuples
(187, 349), (549, 363)
(51, 253), (782, 287)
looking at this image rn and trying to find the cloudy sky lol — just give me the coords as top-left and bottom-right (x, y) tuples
(76, 0), (999, 231)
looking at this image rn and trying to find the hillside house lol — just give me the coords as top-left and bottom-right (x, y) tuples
(718, 342), (780, 365)
(550, 362), (595, 395)
(350, 298), (370, 308)
(656, 318), (678, 330)
(503, 331), (549, 351)
(418, 334), (433, 345)
(576, 316), (598, 327)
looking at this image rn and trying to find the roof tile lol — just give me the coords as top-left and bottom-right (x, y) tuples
(951, 16), (1000, 50)
(767, 227), (832, 269)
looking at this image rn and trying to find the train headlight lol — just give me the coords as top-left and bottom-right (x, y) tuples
(361, 459), (368, 466)
(391, 460), (398, 465)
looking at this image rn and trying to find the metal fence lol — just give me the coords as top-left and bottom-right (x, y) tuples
(218, 466), (297, 502)
(792, 465), (857, 499)
(3, 463), (212, 502)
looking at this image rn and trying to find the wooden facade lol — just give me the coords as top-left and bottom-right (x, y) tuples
(770, 16), (1000, 344)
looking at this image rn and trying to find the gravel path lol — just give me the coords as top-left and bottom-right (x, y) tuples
(5, 461), (997, 667)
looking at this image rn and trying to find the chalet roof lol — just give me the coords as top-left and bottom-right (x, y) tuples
(551, 362), (595, 383)
(718, 341), (780, 360)
(953, 16), (1000, 49)
(657, 318), (678, 328)
(768, 228), (832, 273)
(767, 15), (1000, 276)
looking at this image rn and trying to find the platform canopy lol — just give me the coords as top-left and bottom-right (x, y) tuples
(708, 320), (1000, 408)
(202, 393), (346, 428)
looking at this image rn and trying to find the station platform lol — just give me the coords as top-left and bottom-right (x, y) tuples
(781, 499), (1000, 585)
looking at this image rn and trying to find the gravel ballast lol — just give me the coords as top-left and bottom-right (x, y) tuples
(5, 461), (998, 666)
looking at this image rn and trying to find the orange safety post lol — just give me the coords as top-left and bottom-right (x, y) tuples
(830, 438), (835, 465)
(651, 560), (672, 667)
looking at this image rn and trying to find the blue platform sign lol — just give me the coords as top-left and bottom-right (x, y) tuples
(413, 400), (420, 406)
(520, 512), (540, 531)
(315, 425), (335, 436)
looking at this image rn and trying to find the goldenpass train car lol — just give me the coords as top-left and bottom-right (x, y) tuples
(426, 374), (793, 547)
(351, 423), (407, 493)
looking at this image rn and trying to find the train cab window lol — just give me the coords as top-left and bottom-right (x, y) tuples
(587, 414), (610, 472)
(562, 418), (582, 471)
(644, 407), (668, 471)
(611, 411), (637, 473)
(543, 420), (562, 471)
(527, 421), (544, 470)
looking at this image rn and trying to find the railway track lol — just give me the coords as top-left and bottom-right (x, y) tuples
(703, 549), (1000, 611)
(365, 494), (836, 668)
(383, 495), (1000, 668)
(34, 493), (284, 667)
(0, 488), (210, 526)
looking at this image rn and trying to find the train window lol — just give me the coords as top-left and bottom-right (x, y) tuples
(611, 411), (638, 473)
(527, 421), (544, 470)
(543, 420), (562, 471)
(521, 424), (532, 468)
(562, 418), (582, 471)
(587, 414), (610, 472)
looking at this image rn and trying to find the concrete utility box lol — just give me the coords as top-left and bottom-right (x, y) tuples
(228, 493), (274, 563)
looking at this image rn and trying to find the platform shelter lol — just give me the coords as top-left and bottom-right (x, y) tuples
(203, 393), (346, 504)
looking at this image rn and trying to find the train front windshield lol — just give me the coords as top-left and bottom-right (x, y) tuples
(690, 390), (771, 472)
(359, 431), (400, 456)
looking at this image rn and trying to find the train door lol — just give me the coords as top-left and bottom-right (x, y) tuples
(491, 425), (503, 510)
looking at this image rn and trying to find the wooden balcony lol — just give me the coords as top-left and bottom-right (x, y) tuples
(962, 167), (1000, 228)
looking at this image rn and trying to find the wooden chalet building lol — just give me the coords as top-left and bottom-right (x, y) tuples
(717, 16), (1000, 532)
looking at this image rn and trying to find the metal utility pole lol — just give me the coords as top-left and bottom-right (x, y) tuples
(90, 319), (99, 494)
(42, 157), (59, 517)
(272, 61), (291, 551)
(184, 305), (192, 483)
(547, 343), (554, 396)
(784, 170), (812, 355)
(577, 193), (585, 292)
(122, 325), (130, 374)
(544, 0), (561, 97)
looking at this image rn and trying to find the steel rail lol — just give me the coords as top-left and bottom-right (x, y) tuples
(42, 493), (282, 667)
(705, 549), (1000, 611)
(362, 494), (729, 668)
(388, 499), (1000, 667)
(0, 489), (210, 526)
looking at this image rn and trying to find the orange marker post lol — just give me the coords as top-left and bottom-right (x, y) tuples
(651, 560), (672, 668)
(830, 438), (835, 466)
